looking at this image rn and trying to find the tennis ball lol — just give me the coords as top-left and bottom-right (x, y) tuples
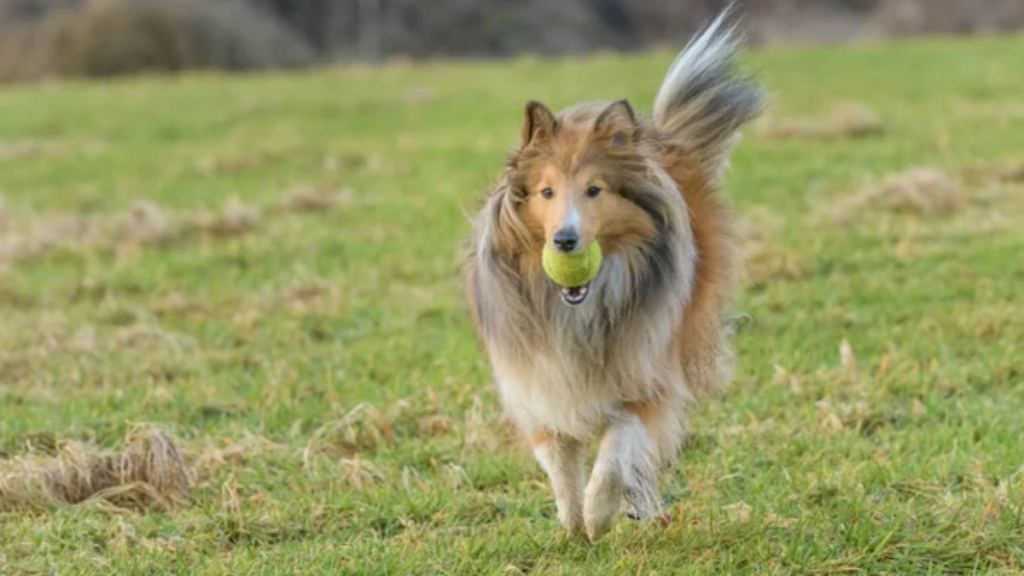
(542, 241), (603, 287)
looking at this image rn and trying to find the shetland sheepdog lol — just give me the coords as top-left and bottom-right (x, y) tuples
(462, 9), (764, 542)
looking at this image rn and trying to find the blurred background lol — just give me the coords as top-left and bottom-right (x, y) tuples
(2, 0), (1024, 84)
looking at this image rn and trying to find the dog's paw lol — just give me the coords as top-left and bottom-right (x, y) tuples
(623, 500), (670, 522)
(557, 501), (585, 537)
(623, 484), (662, 522)
(583, 467), (623, 542)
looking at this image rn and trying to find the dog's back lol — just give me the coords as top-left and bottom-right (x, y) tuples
(653, 11), (765, 398)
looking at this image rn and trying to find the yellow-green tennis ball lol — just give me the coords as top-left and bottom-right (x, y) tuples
(542, 241), (603, 287)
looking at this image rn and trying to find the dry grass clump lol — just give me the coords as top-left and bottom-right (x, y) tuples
(744, 249), (813, 286)
(737, 206), (812, 286)
(0, 212), (105, 264)
(278, 185), (353, 214)
(0, 137), (105, 160)
(115, 322), (194, 351)
(0, 138), (66, 159)
(118, 199), (177, 246)
(998, 163), (1024, 183)
(195, 434), (285, 471)
(0, 203), (148, 265)
(338, 456), (385, 491)
(32, 214), (106, 250)
(758, 102), (886, 141)
(1, 190), (347, 268)
(121, 195), (263, 244)
(195, 149), (291, 175)
(418, 415), (454, 437)
(0, 194), (8, 234)
(304, 403), (396, 459)
(832, 167), (966, 220)
(0, 201), (171, 264)
(0, 0), (315, 84)
(868, 167), (966, 213)
(193, 197), (261, 238)
(0, 426), (194, 512)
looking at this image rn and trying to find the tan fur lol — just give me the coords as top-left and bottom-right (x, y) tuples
(665, 147), (740, 397)
(522, 146), (659, 260)
(461, 10), (763, 542)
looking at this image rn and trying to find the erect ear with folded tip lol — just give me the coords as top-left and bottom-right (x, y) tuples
(593, 99), (637, 147)
(521, 100), (556, 148)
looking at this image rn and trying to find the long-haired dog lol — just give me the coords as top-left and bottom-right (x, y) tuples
(462, 9), (765, 541)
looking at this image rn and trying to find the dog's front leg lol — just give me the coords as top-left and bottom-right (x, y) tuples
(583, 411), (662, 542)
(530, 431), (587, 536)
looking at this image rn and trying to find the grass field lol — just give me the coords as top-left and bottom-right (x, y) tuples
(1, 33), (1023, 575)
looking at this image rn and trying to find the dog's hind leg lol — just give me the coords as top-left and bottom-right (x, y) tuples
(531, 431), (587, 536)
(584, 400), (685, 541)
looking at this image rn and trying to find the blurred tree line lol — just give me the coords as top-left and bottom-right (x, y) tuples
(1, 0), (1022, 82)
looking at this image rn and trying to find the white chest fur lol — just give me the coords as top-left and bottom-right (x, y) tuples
(487, 270), (687, 438)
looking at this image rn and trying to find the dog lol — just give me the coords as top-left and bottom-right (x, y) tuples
(462, 8), (764, 542)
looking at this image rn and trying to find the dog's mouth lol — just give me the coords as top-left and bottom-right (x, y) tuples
(560, 283), (591, 306)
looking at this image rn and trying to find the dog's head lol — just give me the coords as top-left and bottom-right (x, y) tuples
(503, 100), (669, 305)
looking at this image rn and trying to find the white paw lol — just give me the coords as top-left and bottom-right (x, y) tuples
(555, 495), (584, 536)
(583, 467), (623, 542)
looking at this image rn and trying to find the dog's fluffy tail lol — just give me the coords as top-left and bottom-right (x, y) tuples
(652, 6), (765, 174)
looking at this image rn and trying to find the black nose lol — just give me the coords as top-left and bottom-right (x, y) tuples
(553, 229), (578, 253)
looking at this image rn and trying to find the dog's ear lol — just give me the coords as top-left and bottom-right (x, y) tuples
(593, 100), (637, 147)
(521, 101), (556, 148)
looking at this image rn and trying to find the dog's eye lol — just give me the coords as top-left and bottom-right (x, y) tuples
(541, 187), (554, 199)
(586, 186), (601, 198)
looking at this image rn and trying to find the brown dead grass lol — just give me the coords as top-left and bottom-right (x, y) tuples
(0, 139), (46, 159)
(152, 291), (206, 318)
(745, 250), (813, 286)
(194, 433), (287, 474)
(418, 415), (454, 437)
(0, 195), (268, 266)
(196, 150), (289, 175)
(304, 403), (397, 459)
(0, 426), (193, 512)
(0, 213), (106, 263)
(961, 160), (1024, 188)
(338, 456), (385, 491)
(118, 199), (177, 246)
(1, 185), (353, 267)
(757, 102), (886, 141)
(193, 197), (261, 238)
(278, 185), (353, 213)
(0, 138), (105, 160)
(0, 194), (8, 234)
(829, 167), (966, 222)
(115, 323), (194, 350)
(998, 163), (1024, 183)
(0, 138), (66, 159)
(737, 206), (813, 286)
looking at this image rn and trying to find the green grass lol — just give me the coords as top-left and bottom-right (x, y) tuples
(1, 34), (1023, 575)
